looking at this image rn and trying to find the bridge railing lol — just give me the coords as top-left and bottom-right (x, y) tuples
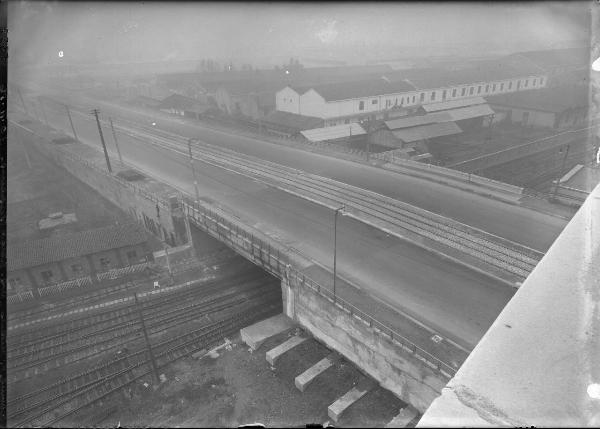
(183, 198), (457, 378)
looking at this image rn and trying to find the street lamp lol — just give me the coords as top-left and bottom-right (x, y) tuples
(333, 204), (346, 304)
(187, 138), (201, 204)
(552, 144), (571, 201)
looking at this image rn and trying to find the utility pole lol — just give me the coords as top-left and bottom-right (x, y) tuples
(65, 104), (78, 141)
(38, 98), (49, 126)
(16, 87), (28, 115)
(156, 204), (173, 280)
(187, 138), (201, 204)
(91, 109), (113, 173)
(109, 117), (124, 165)
(333, 205), (345, 304)
(134, 292), (160, 383)
(552, 144), (571, 201)
(13, 126), (32, 169)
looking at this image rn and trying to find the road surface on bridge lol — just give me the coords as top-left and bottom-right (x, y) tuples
(30, 85), (569, 253)
(22, 101), (518, 351)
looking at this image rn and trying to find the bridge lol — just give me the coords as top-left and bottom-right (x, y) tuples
(8, 82), (577, 414)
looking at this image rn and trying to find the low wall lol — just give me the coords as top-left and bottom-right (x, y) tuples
(27, 129), (188, 247)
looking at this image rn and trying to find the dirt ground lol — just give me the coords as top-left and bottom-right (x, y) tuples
(64, 327), (410, 428)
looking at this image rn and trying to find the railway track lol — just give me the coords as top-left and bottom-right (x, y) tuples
(7, 270), (276, 383)
(7, 297), (281, 427)
(44, 103), (543, 282)
(110, 119), (542, 281)
(7, 248), (236, 325)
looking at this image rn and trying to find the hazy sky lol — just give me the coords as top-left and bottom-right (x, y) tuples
(7, 1), (592, 66)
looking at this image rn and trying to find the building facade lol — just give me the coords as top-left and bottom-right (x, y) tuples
(7, 224), (151, 296)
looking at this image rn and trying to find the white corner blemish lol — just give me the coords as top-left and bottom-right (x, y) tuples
(588, 384), (600, 400)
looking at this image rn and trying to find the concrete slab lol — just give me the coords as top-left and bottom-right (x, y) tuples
(294, 353), (335, 392)
(328, 384), (371, 422)
(240, 313), (295, 350)
(265, 335), (307, 366)
(385, 406), (419, 428)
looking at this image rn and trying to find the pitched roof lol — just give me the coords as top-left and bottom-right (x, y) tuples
(486, 86), (589, 113)
(392, 121), (463, 142)
(421, 97), (487, 112)
(385, 112), (453, 130)
(301, 123), (366, 142)
(262, 110), (324, 132)
(159, 93), (206, 110)
(7, 223), (148, 272)
(300, 78), (416, 102)
(396, 61), (544, 90)
(510, 47), (590, 71)
(443, 104), (495, 121)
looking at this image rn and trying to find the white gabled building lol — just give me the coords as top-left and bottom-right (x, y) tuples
(276, 59), (549, 127)
(277, 78), (419, 126)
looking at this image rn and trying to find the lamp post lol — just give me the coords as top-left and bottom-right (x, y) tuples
(552, 144), (571, 201)
(187, 138), (201, 204)
(333, 204), (345, 304)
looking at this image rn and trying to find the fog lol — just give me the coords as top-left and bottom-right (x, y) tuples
(8, 1), (591, 68)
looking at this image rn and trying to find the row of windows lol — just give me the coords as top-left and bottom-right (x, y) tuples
(354, 76), (545, 112)
(9, 251), (140, 286)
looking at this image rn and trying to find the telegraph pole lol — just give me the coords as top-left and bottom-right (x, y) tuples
(552, 144), (571, 201)
(16, 87), (28, 115)
(333, 205), (345, 304)
(134, 292), (160, 383)
(91, 109), (113, 173)
(109, 117), (124, 165)
(187, 138), (201, 204)
(38, 98), (49, 126)
(65, 104), (78, 141)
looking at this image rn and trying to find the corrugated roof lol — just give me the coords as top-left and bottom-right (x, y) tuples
(7, 223), (148, 272)
(422, 97), (487, 112)
(486, 86), (589, 113)
(392, 122), (463, 142)
(301, 123), (366, 142)
(303, 78), (416, 102)
(444, 104), (495, 121)
(262, 110), (324, 132)
(385, 112), (453, 130)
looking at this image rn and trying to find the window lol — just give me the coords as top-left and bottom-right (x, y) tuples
(100, 257), (111, 270)
(41, 270), (54, 283)
(469, 87), (474, 95)
(539, 77), (544, 86)
(431, 91), (436, 101)
(532, 78), (536, 86)
(500, 83), (504, 91)
(442, 89), (447, 100)
(420, 93), (425, 102)
(8, 277), (21, 292)
(412, 95), (416, 103)
(508, 81), (513, 90)
(395, 98), (398, 105)
(71, 264), (83, 274)
(386, 99), (390, 108)
(372, 99), (378, 105)
(492, 83), (496, 92)
(524, 79), (528, 88)
(344, 119), (350, 124)
(461, 87), (466, 96)
(485, 84), (490, 93)
(517, 80), (521, 90)
(359, 101), (364, 111)
(126, 250), (138, 263)
(452, 88), (457, 97)
(478, 86), (482, 94)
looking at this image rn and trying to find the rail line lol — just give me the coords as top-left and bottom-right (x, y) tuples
(109, 118), (542, 282)
(7, 271), (275, 383)
(8, 298), (281, 427)
(42, 103), (542, 282)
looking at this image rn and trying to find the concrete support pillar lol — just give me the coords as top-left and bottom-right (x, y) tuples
(281, 272), (296, 321)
